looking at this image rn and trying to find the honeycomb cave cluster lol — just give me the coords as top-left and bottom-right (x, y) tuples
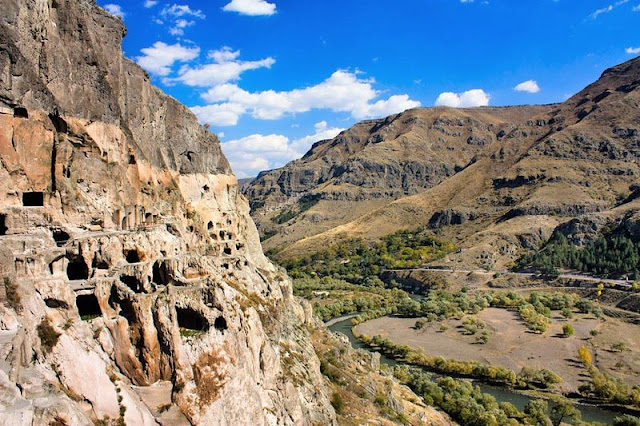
(0, 0), (334, 424)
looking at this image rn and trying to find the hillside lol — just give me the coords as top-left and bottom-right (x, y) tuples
(247, 57), (640, 270)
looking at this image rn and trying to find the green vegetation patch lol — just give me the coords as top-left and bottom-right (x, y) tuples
(516, 233), (640, 279)
(394, 366), (579, 426)
(282, 228), (454, 285)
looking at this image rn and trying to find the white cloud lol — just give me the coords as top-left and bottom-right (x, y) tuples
(289, 121), (345, 157)
(190, 103), (246, 126)
(136, 42), (200, 76)
(144, 0), (158, 7)
(169, 19), (195, 36)
(590, 0), (628, 18)
(222, 0), (277, 16)
(220, 122), (344, 177)
(435, 89), (490, 108)
(161, 4), (205, 19)
(104, 4), (125, 19)
(634, 4), (640, 11)
(626, 46), (640, 54)
(158, 4), (205, 35)
(194, 70), (420, 126)
(175, 47), (275, 87)
(514, 80), (540, 93)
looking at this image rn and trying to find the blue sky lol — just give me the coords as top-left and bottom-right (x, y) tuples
(98, 0), (640, 178)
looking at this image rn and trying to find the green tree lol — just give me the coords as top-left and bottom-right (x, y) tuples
(525, 399), (552, 426)
(549, 398), (581, 426)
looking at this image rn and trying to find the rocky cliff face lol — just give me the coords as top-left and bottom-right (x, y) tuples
(0, 1), (335, 424)
(247, 57), (640, 267)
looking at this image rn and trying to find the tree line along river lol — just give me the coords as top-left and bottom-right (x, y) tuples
(327, 315), (625, 425)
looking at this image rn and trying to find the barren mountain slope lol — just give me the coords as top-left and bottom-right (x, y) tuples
(248, 57), (640, 269)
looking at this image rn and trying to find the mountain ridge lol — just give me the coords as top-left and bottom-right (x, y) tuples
(247, 56), (640, 269)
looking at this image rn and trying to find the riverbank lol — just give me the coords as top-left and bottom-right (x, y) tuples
(328, 316), (631, 424)
(353, 308), (640, 395)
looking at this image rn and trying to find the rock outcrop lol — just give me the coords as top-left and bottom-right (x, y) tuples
(0, 1), (335, 424)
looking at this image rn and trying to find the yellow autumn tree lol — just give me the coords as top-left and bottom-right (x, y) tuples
(578, 345), (593, 366)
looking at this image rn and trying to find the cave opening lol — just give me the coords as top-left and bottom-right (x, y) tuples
(223, 246), (232, 255)
(45, 298), (69, 309)
(152, 260), (169, 285)
(52, 229), (69, 246)
(125, 249), (141, 263)
(121, 275), (144, 293)
(48, 113), (68, 133)
(214, 316), (228, 332)
(76, 294), (101, 319)
(0, 214), (6, 235)
(207, 221), (213, 230)
(14, 107), (28, 118)
(66, 256), (89, 280)
(176, 307), (208, 331)
(22, 192), (44, 207)
(92, 255), (109, 270)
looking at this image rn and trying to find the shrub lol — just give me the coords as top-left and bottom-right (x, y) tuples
(37, 318), (61, 354)
(562, 323), (575, 337)
(611, 342), (628, 352)
(330, 392), (344, 414)
(614, 414), (640, 425)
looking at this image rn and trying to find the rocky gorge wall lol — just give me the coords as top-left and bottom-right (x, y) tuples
(0, 0), (335, 424)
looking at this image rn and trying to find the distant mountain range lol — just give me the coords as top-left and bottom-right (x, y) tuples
(245, 57), (640, 270)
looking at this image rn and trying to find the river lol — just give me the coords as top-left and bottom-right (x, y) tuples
(328, 316), (626, 425)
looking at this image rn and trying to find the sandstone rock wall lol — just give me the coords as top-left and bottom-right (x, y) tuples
(0, 0), (334, 424)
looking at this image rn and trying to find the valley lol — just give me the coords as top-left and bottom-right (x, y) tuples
(0, 0), (638, 424)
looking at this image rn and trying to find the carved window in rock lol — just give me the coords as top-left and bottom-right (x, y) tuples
(176, 306), (209, 332)
(66, 255), (89, 280)
(76, 294), (102, 320)
(22, 192), (44, 207)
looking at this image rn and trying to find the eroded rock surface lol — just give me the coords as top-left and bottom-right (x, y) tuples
(0, 0), (335, 424)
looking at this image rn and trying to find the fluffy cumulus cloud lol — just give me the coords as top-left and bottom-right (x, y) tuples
(220, 122), (344, 177)
(136, 42), (200, 76)
(193, 70), (420, 126)
(514, 80), (540, 93)
(136, 45), (418, 132)
(144, 0), (158, 7)
(626, 46), (640, 54)
(222, 0), (277, 16)
(176, 47), (275, 87)
(104, 4), (125, 19)
(435, 89), (489, 108)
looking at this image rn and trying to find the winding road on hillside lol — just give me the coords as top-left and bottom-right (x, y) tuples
(384, 267), (634, 289)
